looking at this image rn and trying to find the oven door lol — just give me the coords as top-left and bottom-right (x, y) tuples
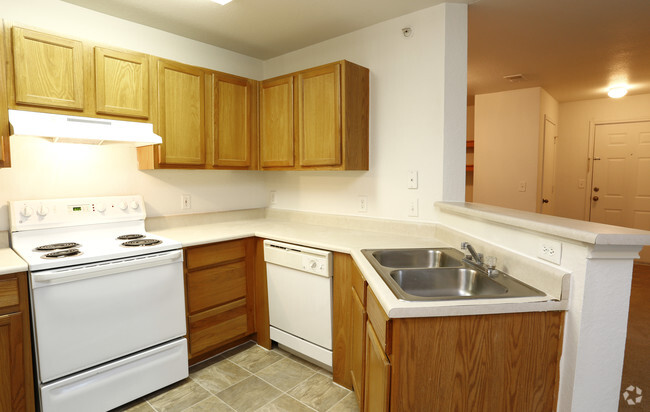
(31, 249), (186, 383)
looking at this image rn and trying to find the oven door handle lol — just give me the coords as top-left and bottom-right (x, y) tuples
(32, 250), (183, 285)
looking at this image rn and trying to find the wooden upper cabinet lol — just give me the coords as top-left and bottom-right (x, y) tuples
(11, 27), (85, 111)
(212, 73), (253, 167)
(260, 76), (295, 168)
(261, 61), (368, 171)
(298, 63), (342, 167)
(0, 24), (10, 168)
(157, 59), (206, 166)
(94, 47), (149, 119)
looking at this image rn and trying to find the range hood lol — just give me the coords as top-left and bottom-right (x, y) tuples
(8, 109), (162, 146)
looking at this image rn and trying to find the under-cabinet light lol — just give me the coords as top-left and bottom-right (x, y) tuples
(211, 0), (232, 4)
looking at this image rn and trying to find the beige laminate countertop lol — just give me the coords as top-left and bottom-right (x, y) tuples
(0, 248), (28, 275)
(149, 216), (568, 318)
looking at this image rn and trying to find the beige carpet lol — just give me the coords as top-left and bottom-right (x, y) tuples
(619, 264), (650, 411)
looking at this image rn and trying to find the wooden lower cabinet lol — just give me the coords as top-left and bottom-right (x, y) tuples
(344, 258), (564, 412)
(0, 272), (35, 412)
(349, 286), (366, 409)
(363, 320), (390, 412)
(184, 238), (256, 363)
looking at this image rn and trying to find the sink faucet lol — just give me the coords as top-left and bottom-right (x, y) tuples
(461, 242), (499, 277)
(461, 242), (482, 264)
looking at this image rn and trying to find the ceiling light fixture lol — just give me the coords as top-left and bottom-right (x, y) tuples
(608, 87), (628, 98)
(211, 0), (232, 4)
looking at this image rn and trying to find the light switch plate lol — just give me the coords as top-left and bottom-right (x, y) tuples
(408, 170), (418, 189)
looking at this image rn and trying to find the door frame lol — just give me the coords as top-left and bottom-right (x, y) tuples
(538, 115), (557, 213)
(584, 118), (650, 221)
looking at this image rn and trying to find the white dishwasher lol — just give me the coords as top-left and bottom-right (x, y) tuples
(264, 240), (333, 368)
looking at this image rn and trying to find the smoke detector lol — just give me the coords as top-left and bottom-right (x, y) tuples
(503, 74), (527, 82)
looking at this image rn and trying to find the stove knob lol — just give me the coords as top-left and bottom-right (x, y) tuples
(21, 206), (34, 218)
(130, 201), (140, 210)
(118, 201), (128, 211)
(37, 206), (49, 217)
(95, 203), (106, 213)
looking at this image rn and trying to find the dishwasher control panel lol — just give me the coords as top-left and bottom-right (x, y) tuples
(263, 240), (332, 278)
(301, 255), (329, 276)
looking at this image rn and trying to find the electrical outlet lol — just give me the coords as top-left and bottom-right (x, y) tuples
(408, 170), (418, 189)
(408, 199), (419, 217)
(537, 239), (562, 264)
(181, 194), (191, 210)
(518, 181), (527, 192)
(359, 196), (368, 213)
(269, 190), (277, 205)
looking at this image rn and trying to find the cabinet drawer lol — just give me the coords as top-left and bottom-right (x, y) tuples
(0, 277), (20, 314)
(350, 261), (366, 305)
(188, 298), (249, 356)
(187, 261), (246, 314)
(366, 288), (391, 355)
(185, 239), (247, 270)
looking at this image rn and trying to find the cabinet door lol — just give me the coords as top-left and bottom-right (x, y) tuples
(260, 76), (294, 168)
(0, 312), (26, 412)
(157, 59), (206, 165)
(0, 25), (10, 168)
(350, 287), (367, 410)
(12, 27), (84, 110)
(297, 63), (341, 167)
(95, 47), (149, 119)
(364, 321), (390, 412)
(213, 74), (251, 167)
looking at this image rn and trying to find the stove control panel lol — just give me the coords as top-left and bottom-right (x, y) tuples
(9, 195), (146, 232)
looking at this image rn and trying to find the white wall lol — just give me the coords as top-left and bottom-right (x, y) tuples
(556, 93), (650, 220)
(474, 87), (558, 212)
(0, 0), (267, 232)
(263, 3), (468, 222)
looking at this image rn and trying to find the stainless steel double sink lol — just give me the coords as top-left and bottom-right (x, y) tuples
(361, 248), (544, 301)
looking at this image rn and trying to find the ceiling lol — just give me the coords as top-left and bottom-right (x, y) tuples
(61, 0), (453, 60)
(63, 0), (650, 103)
(468, 0), (650, 102)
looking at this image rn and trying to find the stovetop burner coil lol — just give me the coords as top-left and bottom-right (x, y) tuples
(121, 239), (162, 247)
(116, 234), (146, 240)
(35, 242), (81, 251)
(41, 249), (83, 259)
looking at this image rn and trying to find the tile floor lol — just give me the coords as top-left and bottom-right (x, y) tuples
(112, 341), (360, 412)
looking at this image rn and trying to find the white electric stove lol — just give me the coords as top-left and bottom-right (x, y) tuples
(9, 196), (188, 412)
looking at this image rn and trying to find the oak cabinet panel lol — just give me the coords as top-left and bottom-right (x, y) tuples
(0, 24), (10, 168)
(187, 261), (247, 314)
(350, 286), (366, 410)
(260, 76), (295, 168)
(261, 61), (368, 171)
(95, 47), (149, 119)
(157, 59), (206, 166)
(184, 239), (255, 363)
(363, 320), (390, 412)
(298, 64), (341, 166)
(0, 272), (35, 412)
(212, 73), (254, 167)
(11, 26), (84, 111)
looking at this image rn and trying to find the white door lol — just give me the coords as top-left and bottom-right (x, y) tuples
(590, 121), (650, 261)
(541, 117), (557, 215)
